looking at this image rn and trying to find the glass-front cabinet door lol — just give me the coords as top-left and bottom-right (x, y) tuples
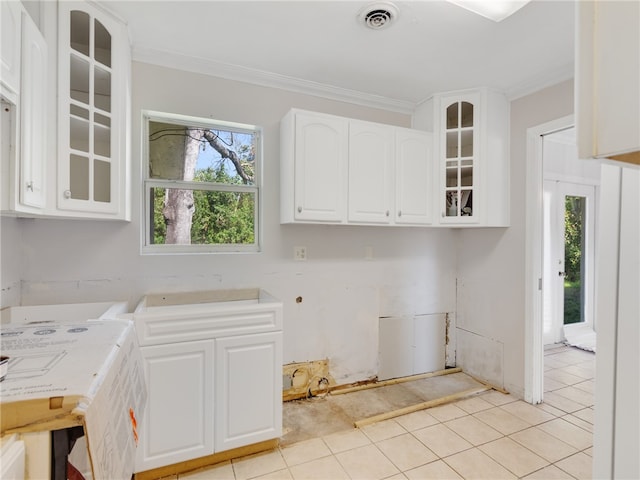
(57, 2), (129, 219)
(441, 97), (478, 223)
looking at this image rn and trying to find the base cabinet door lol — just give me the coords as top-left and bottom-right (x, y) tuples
(215, 332), (283, 452)
(136, 340), (215, 472)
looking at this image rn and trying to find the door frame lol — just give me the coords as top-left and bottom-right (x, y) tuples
(524, 114), (574, 404)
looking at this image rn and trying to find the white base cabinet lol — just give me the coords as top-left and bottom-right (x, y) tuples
(133, 289), (283, 474)
(215, 332), (283, 452)
(139, 340), (215, 471)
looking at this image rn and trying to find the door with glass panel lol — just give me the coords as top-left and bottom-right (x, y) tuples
(543, 180), (596, 344)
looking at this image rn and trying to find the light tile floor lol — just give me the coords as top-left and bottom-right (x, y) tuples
(176, 345), (595, 480)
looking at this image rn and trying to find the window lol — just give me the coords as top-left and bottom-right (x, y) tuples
(142, 111), (261, 254)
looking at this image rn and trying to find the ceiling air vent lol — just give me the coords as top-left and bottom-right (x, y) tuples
(359, 2), (399, 30)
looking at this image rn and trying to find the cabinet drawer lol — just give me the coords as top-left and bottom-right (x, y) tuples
(134, 300), (283, 346)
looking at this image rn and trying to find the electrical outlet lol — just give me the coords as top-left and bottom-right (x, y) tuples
(294, 246), (307, 261)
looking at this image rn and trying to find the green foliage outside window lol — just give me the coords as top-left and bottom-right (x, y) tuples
(564, 196), (585, 324)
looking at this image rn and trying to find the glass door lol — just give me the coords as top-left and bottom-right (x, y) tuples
(543, 180), (596, 344)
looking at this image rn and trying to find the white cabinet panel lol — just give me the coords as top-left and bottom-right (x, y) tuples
(136, 340), (215, 472)
(576, 1), (640, 165)
(215, 332), (283, 452)
(348, 120), (394, 224)
(19, 11), (47, 209)
(395, 129), (433, 225)
(593, 165), (640, 479)
(1, 0), (22, 100)
(56, 1), (130, 219)
(281, 110), (348, 223)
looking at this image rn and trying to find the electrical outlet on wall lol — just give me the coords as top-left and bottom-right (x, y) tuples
(294, 246), (307, 261)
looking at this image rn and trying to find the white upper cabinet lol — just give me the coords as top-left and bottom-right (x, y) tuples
(395, 128), (433, 225)
(576, 1), (640, 166)
(281, 109), (433, 227)
(1, 5), (48, 215)
(20, 11), (48, 210)
(416, 87), (509, 227)
(1, 1), (22, 101)
(281, 109), (348, 223)
(57, 1), (131, 219)
(348, 120), (394, 224)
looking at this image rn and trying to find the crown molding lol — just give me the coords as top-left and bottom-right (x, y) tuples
(505, 63), (574, 101)
(132, 46), (416, 115)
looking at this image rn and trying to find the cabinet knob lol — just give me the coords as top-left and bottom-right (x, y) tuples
(26, 182), (34, 192)
(297, 206), (302, 213)
(64, 190), (72, 199)
(398, 211), (402, 217)
(385, 210), (390, 217)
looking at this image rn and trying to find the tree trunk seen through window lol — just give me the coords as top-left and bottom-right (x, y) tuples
(163, 128), (201, 244)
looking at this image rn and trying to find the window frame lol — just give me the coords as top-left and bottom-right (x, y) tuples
(141, 110), (262, 255)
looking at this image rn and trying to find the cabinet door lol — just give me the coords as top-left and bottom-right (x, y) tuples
(577, 1), (640, 164)
(348, 120), (394, 224)
(438, 94), (479, 224)
(136, 340), (214, 472)
(19, 11), (47, 209)
(1, 0), (21, 100)
(215, 332), (282, 452)
(57, 2), (129, 218)
(395, 129), (433, 225)
(294, 112), (348, 222)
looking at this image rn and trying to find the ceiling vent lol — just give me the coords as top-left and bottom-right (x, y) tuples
(359, 2), (399, 30)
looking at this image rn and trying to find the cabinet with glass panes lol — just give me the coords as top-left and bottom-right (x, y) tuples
(415, 88), (509, 227)
(57, 1), (131, 220)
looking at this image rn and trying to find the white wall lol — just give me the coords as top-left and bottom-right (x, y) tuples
(0, 62), (458, 384)
(455, 80), (574, 396)
(0, 216), (22, 306)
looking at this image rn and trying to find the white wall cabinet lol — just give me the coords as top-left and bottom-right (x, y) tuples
(414, 88), (509, 227)
(1, 0), (22, 102)
(395, 128), (434, 225)
(133, 289), (283, 474)
(576, 1), (640, 166)
(281, 109), (433, 226)
(19, 11), (47, 210)
(1, 1), (131, 220)
(1, 5), (47, 215)
(56, 1), (131, 219)
(348, 120), (394, 224)
(280, 109), (348, 223)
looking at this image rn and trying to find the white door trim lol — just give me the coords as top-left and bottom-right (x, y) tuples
(524, 114), (574, 404)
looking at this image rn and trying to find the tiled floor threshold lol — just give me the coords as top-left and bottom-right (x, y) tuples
(169, 345), (595, 480)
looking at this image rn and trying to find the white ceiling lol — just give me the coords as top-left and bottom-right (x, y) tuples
(102, 0), (575, 112)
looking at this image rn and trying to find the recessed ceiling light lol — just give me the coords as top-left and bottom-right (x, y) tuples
(358, 2), (399, 30)
(447, 0), (531, 22)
